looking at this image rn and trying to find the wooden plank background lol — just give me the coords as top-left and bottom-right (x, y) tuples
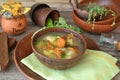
(0, 0), (82, 11)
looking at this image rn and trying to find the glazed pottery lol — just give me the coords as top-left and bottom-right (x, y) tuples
(1, 15), (27, 35)
(31, 28), (87, 69)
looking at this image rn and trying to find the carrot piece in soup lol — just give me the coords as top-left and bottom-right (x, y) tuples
(42, 45), (47, 50)
(56, 38), (66, 48)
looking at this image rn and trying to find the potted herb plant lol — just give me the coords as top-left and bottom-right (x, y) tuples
(0, 0), (30, 35)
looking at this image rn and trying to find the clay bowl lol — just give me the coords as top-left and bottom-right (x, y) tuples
(29, 3), (60, 27)
(14, 31), (100, 79)
(72, 11), (120, 34)
(31, 28), (87, 69)
(14, 31), (120, 80)
(76, 0), (120, 25)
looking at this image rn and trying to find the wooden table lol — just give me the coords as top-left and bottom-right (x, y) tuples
(0, 11), (120, 80)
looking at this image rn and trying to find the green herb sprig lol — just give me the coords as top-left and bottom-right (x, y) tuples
(86, 2), (116, 28)
(46, 17), (83, 34)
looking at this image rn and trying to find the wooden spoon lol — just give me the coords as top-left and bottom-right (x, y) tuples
(69, 0), (89, 19)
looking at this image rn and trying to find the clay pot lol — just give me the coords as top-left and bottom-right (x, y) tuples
(33, 8), (59, 26)
(29, 3), (60, 27)
(1, 15), (27, 35)
(29, 3), (50, 23)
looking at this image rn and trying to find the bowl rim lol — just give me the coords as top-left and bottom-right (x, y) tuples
(31, 27), (87, 62)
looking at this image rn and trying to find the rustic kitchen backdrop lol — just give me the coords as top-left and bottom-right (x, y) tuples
(0, 0), (81, 11)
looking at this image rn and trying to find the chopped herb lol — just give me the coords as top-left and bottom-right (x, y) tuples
(42, 40), (47, 44)
(62, 52), (66, 58)
(46, 17), (84, 34)
(45, 18), (54, 28)
(34, 39), (40, 45)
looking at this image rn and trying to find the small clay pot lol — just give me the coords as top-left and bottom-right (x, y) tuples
(1, 15), (27, 35)
(33, 8), (59, 26)
(29, 3), (50, 23)
(29, 3), (60, 27)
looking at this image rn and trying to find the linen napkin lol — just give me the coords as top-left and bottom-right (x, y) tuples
(21, 49), (120, 80)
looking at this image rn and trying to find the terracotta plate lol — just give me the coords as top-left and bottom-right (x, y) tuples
(14, 32), (102, 80)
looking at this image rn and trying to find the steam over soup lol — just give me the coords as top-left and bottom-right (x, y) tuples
(34, 32), (83, 59)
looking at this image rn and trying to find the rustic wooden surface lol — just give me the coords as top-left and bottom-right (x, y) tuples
(0, 1), (72, 12)
(0, 11), (120, 80)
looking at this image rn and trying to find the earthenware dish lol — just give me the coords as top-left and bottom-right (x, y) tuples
(14, 31), (101, 79)
(77, 0), (120, 25)
(72, 11), (120, 34)
(31, 28), (87, 69)
(14, 31), (120, 80)
(71, 0), (120, 34)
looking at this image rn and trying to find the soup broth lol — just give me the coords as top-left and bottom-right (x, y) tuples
(34, 32), (83, 59)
